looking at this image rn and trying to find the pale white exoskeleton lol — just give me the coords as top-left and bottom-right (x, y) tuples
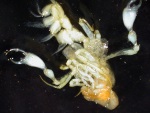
(30, 0), (103, 54)
(106, 0), (142, 60)
(5, 48), (60, 85)
(30, 0), (87, 53)
(6, 0), (142, 110)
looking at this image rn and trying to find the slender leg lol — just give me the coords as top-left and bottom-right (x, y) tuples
(106, 44), (139, 60)
(41, 34), (54, 42)
(40, 72), (74, 89)
(106, 30), (140, 60)
(25, 22), (46, 28)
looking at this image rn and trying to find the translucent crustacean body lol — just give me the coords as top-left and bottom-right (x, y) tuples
(30, 0), (101, 53)
(61, 40), (118, 109)
(5, 0), (142, 110)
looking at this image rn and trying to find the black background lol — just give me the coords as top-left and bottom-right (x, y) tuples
(0, 0), (149, 113)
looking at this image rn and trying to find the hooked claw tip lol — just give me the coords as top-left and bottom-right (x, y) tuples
(4, 48), (26, 64)
(127, 0), (142, 10)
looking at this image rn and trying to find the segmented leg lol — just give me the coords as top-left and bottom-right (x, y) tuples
(40, 71), (74, 89)
(79, 18), (101, 39)
(106, 44), (139, 60)
(106, 0), (141, 60)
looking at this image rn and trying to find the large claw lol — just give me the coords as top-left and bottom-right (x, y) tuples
(107, 0), (142, 59)
(5, 48), (46, 69)
(5, 48), (59, 83)
(123, 0), (142, 31)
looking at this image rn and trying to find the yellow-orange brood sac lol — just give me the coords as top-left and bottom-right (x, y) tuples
(81, 78), (119, 110)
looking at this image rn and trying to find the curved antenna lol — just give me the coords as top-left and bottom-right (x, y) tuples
(29, 0), (42, 17)
(29, 10), (42, 17)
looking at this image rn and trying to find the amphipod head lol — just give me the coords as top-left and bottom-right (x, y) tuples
(81, 85), (119, 110)
(123, 0), (142, 31)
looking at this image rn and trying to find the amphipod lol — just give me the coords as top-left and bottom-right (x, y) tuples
(62, 39), (119, 110)
(5, 0), (142, 110)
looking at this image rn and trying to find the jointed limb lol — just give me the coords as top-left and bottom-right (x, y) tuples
(79, 18), (101, 39)
(106, 44), (139, 60)
(40, 72), (74, 89)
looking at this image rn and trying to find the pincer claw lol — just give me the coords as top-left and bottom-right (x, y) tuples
(5, 48), (46, 70)
(5, 48), (27, 64)
(123, 0), (142, 31)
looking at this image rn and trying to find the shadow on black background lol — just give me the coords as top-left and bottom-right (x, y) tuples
(0, 0), (149, 113)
